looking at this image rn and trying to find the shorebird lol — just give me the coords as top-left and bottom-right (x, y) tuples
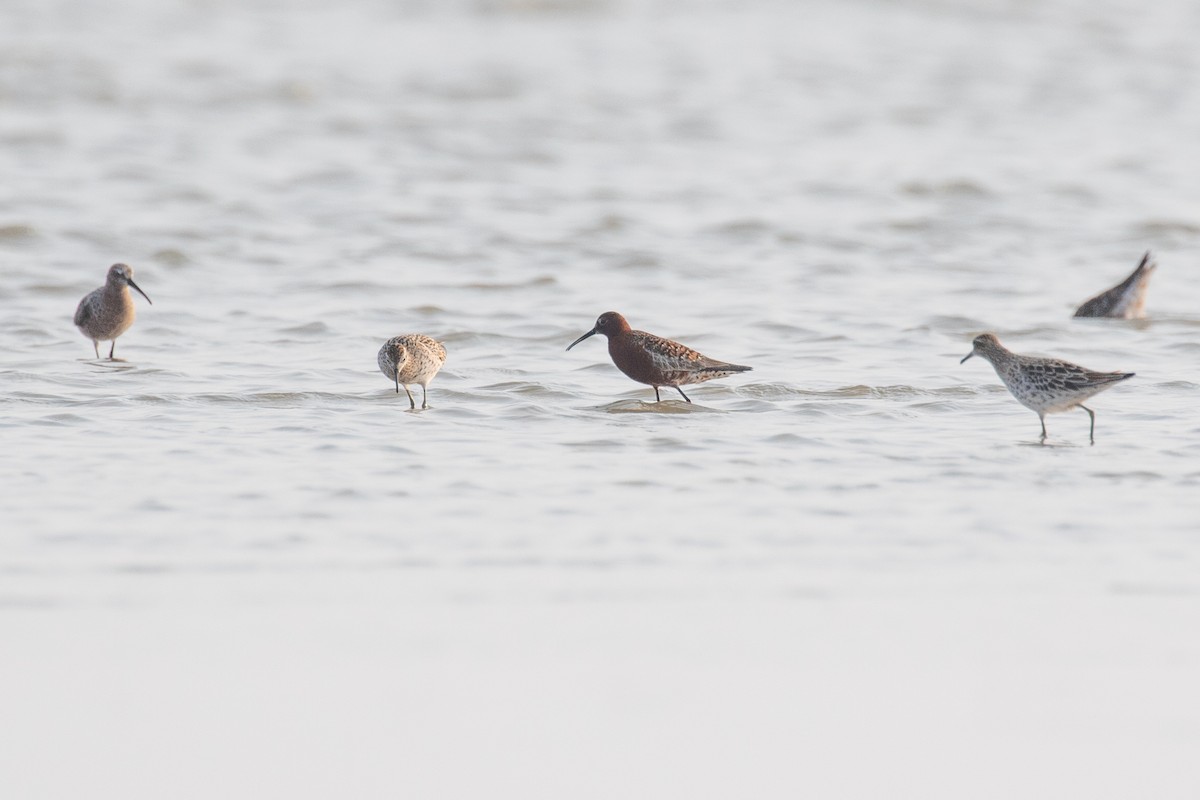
(961, 333), (1133, 442)
(566, 311), (751, 402)
(377, 334), (447, 409)
(73, 263), (153, 360)
(1074, 251), (1156, 319)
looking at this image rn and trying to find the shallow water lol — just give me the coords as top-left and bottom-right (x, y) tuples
(2, 0), (1200, 797)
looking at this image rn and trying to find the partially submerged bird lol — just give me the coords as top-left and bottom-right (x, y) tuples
(1074, 251), (1156, 319)
(961, 333), (1133, 442)
(74, 263), (153, 360)
(377, 334), (447, 409)
(566, 311), (751, 403)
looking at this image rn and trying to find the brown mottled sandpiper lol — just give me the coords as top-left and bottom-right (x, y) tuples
(378, 334), (447, 409)
(567, 311), (751, 403)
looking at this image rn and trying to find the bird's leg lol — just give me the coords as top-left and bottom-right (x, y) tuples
(108, 341), (116, 359)
(421, 385), (429, 410)
(675, 386), (692, 403)
(404, 386), (416, 410)
(1039, 415), (1048, 442)
(92, 340), (100, 359)
(654, 387), (661, 402)
(1081, 405), (1096, 443)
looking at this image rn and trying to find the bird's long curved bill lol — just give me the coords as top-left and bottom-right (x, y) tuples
(566, 328), (597, 351)
(960, 352), (974, 364)
(128, 279), (152, 305)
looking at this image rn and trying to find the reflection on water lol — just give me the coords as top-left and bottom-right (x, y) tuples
(600, 399), (723, 413)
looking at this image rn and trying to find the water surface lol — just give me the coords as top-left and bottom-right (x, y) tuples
(2, 0), (1199, 797)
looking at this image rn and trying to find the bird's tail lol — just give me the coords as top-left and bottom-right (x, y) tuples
(1133, 251), (1156, 275)
(702, 363), (751, 374)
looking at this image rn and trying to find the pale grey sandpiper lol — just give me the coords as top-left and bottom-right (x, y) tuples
(377, 334), (447, 409)
(1074, 251), (1156, 319)
(73, 263), (153, 360)
(961, 333), (1134, 442)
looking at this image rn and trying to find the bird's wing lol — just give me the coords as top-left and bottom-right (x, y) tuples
(73, 295), (94, 328)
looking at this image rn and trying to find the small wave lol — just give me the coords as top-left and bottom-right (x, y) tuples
(563, 438), (626, 449)
(280, 321), (330, 335)
(576, 213), (632, 234)
(1133, 219), (1200, 236)
(34, 413), (89, 425)
(645, 436), (703, 450)
(905, 315), (987, 333)
(900, 179), (992, 198)
(1145, 317), (1200, 329)
(924, 386), (982, 398)
(477, 381), (574, 399)
(86, 359), (138, 372)
(26, 282), (81, 296)
(1015, 440), (1086, 449)
(5, 326), (56, 340)
(0, 130), (65, 147)
(0, 223), (38, 242)
(600, 399), (721, 414)
(1089, 470), (1165, 482)
(794, 385), (928, 400)
(150, 249), (191, 267)
(613, 252), (662, 271)
(703, 218), (773, 237)
(764, 432), (825, 446)
(193, 391), (348, 407)
(887, 217), (932, 232)
(748, 321), (820, 337)
(326, 280), (391, 293)
(463, 276), (557, 291)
